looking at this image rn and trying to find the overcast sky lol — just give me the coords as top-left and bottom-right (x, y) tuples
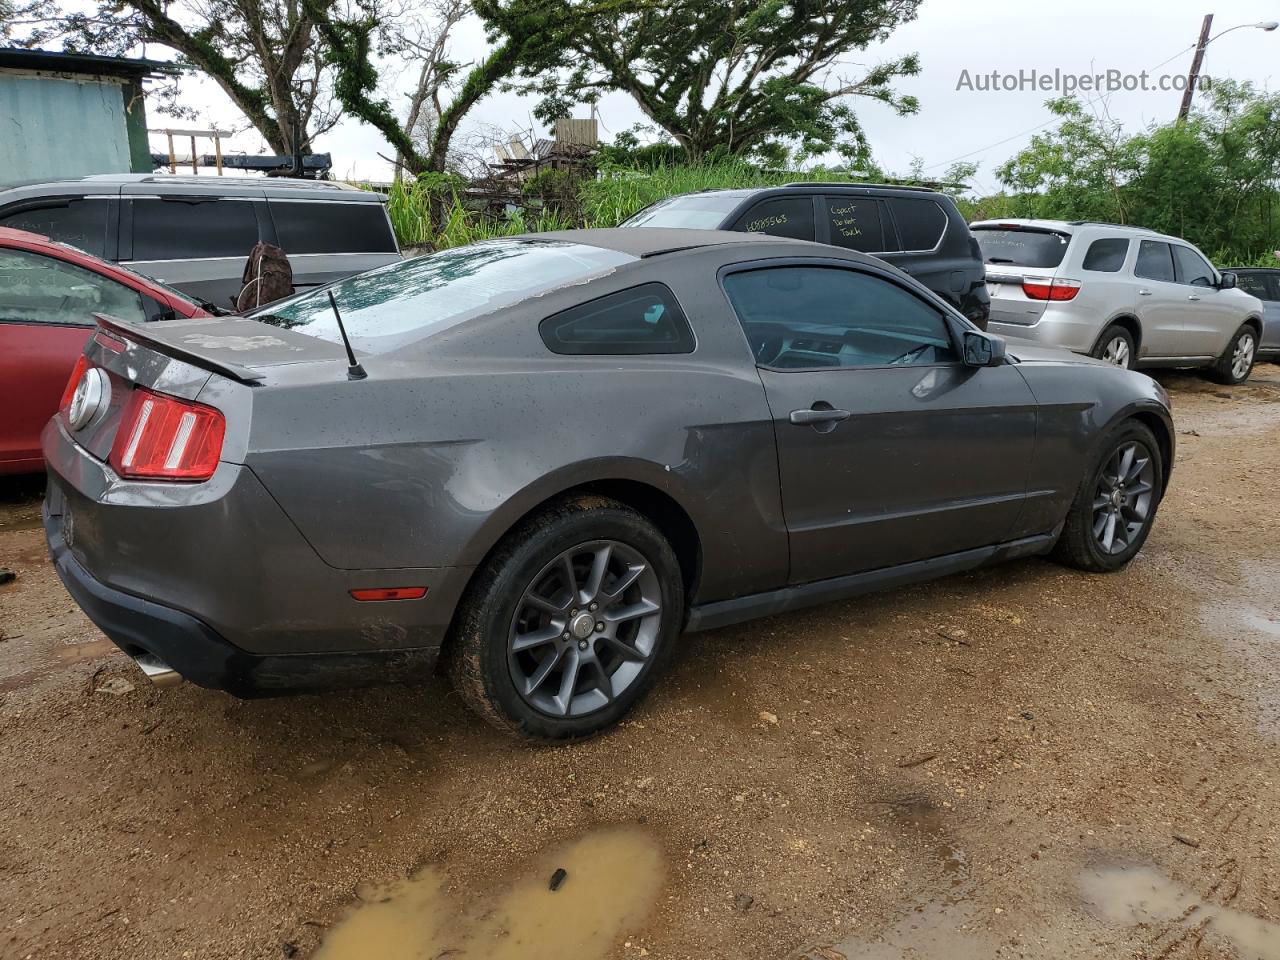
(161, 0), (1280, 188)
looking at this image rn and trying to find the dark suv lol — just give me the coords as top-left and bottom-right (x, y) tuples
(621, 183), (990, 327)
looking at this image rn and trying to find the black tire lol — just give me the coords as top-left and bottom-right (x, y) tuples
(447, 494), (683, 742)
(1208, 324), (1259, 385)
(1051, 419), (1164, 573)
(1090, 324), (1136, 370)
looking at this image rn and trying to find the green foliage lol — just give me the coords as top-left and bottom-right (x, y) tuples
(995, 83), (1280, 264)
(476, 0), (923, 162)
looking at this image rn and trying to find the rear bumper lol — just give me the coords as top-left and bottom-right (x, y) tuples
(988, 307), (1102, 354)
(45, 502), (440, 697)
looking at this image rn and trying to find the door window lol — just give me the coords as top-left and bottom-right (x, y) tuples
(723, 266), (957, 369)
(0, 248), (145, 326)
(270, 201), (398, 255)
(131, 198), (259, 261)
(0, 199), (110, 258)
(1237, 272), (1279, 301)
(1171, 245), (1216, 287)
(1134, 241), (1175, 282)
(540, 282), (695, 355)
(1081, 237), (1130, 272)
(731, 197), (815, 241)
(886, 198), (947, 251)
(823, 197), (885, 252)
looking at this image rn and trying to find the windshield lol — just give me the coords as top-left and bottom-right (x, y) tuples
(622, 193), (747, 229)
(973, 227), (1071, 268)
(251, 238), (635, 354)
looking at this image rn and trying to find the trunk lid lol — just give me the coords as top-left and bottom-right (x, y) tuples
(973, 225), (1072, 327)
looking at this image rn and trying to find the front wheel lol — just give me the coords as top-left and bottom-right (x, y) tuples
(447, 496), (683, 742)
(1208, 325), (1258, 385)
(1051, 420), (1164, 573)
(1091, 325), (1136, 370)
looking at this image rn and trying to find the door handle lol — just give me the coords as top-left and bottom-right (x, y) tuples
(1138, 289), (1153, 296)
(1188, 294), (1202, 301)
(790, 407), (852, 426)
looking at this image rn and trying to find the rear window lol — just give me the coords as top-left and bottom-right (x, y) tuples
(973, 227), (1070, 268)
(823, 197), (885, 252)
(732, 197), (815, 241)
(253, 238), (635, 354)
(0, 198), (110, 258)
(132, 198), (260, 261)
(270, 200), (397, 255)
(622, 194), (746, 229)
(887, 198), (947, 251)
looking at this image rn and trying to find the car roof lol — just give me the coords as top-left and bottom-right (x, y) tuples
(0, 174), (386, 202)
(529, 227), (815, 258)
(1228, 266), (1279, 273)
(969, 218), (1178, 241)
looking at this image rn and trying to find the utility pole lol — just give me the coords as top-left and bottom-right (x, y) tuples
(1178, 13), (1214, 121)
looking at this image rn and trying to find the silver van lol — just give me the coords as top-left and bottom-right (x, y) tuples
(0, 174), (401, 309)
(971, 219), (1265, 384)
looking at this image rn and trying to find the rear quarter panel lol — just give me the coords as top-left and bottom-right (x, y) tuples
(222, 244), (804, 605)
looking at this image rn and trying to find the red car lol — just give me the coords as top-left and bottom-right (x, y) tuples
(0, 227), (210, 474)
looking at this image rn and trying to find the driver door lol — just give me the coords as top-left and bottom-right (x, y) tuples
(722, 262), (1038, 584)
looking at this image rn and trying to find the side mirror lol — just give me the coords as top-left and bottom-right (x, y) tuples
(1218, 271), (1238, 290)
(963, 329), (1007, 367)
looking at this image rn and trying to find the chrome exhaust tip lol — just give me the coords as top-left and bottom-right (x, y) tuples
(133, 653), (183, 688)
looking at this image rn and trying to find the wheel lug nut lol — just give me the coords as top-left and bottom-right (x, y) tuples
(596, 621), (605, 632)
(562, 632), (571, 640)
(570, 609), (578, 617)
(577, 639), (588, 651)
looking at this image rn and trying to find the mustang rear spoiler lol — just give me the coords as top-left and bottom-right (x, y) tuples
(93, 313), (267, 384)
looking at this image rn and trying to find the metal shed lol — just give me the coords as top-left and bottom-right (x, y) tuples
(0, 48), (178, 186)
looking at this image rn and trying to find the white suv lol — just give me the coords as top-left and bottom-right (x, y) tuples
(971, 219), (1265, 384)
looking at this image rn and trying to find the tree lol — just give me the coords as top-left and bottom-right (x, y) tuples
(302, 0), (528, 177)
(22, 0), (346, 154)
(994, 83), (1280, 263)
(475, 0), (923, 163)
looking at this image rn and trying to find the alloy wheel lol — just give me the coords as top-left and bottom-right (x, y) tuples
(1091, 441), (1156, 555)
(1102, 336), (1130, 368)
(507, 540), (663, 717)
(1232, 333), (1256, 381)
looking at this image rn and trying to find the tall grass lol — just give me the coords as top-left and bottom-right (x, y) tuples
(383, 161), (863, 250)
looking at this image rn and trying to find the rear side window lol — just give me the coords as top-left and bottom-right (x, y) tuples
(732, 197), (815, 241)
(270, 201), (397, 255)
(131, 198), (259, 261)
(1171, 245), (1215, 287)
(1135, 241), (1175, 282)
(1237, 272), (1278, 301)
(887, 198), (947, 251)
(540, 283), (694, 355)
(1081, 237), (1130, 272)
(0, 248), (145, 326)
(0, 199), (110, 258)
(823, 197), (885, 252)
(973, 228), (1070, 268)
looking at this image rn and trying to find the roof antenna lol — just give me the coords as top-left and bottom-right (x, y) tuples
(327, 290), (367, 381)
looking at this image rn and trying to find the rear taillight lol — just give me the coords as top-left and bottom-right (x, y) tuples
(59, 355), (90, 416)
(1022, 277), (1082, 301)
(109, 387), (225, 482)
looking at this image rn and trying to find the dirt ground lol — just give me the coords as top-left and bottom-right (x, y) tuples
(3, 365), (1280, 960)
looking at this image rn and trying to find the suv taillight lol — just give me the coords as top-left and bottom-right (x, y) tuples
(109, 387), (225, 482)
(1023, 277), (1082, 301)
(59, 355), (90, 416)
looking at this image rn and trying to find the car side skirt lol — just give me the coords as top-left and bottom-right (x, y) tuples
(684, 530), (1059, 633)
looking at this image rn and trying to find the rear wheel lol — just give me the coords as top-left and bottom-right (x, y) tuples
(1091, 325), (1136, 370)
(1208, 325), (1258, 385)
(447, 495), (683, 742)
(1051, 420), (1164, 572)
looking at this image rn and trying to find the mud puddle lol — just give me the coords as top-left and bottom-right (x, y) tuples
(1081, 864), (1280, 960)
(1201, 559), (1280, 736)
(0, 638), (122, 693)
(314, 826), (664, 960)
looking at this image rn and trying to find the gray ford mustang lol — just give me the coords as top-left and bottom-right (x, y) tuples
(42, 228), (1174, 741)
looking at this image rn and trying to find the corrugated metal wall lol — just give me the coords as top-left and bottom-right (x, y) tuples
(0, 73), (131, 185)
